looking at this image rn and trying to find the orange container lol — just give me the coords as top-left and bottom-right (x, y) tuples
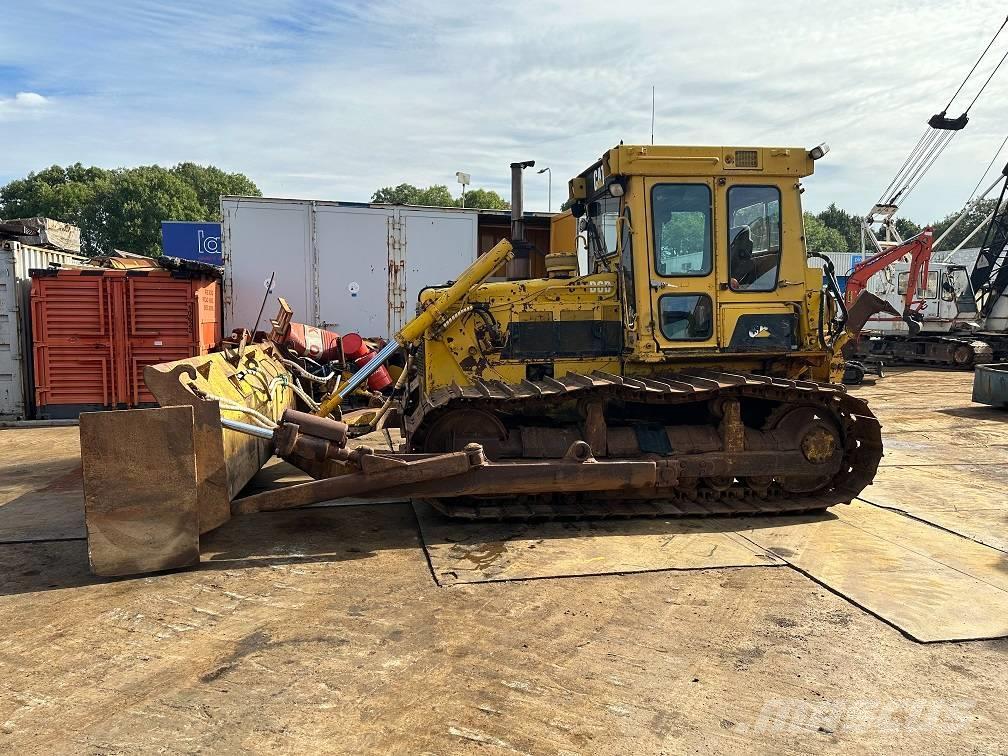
(31, 268), (221, 418)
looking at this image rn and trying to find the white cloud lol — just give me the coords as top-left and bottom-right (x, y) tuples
(13, 92), (48, 106)
(0, 91), (50, 119)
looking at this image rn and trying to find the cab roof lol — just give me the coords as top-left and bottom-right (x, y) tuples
(568, 144), (817, 203)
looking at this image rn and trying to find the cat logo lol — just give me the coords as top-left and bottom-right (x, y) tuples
(748, 324), (772, 339)
(592, 165), (605, 191)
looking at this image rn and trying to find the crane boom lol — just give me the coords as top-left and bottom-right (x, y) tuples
(971, 175), (1008, 319)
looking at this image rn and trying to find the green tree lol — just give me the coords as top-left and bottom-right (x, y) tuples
(893, 217), (922, 239)
(371, 183), (509, 209)
(90, 167), (205, 256)
(170, 162), (261, 217)
(815, 203), (862, 255)
(803, 212), (847, 256)
(371, 183), (424, 205)
(417, 185), (457, 207)
(0, 163), (110, 232)
(458, 187), (509, 210)
(659, 212), (706, 255)
(929, 198), (997, 251)
(0, 162), (260, 256)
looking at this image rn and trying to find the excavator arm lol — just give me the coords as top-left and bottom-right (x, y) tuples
(844, 228), (934, 335)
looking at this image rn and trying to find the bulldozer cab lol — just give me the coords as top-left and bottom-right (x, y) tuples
(570, 144), (818, 359)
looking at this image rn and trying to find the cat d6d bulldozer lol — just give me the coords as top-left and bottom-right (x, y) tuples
(82, 143), (895, 576)
(394, 144), (891, 519)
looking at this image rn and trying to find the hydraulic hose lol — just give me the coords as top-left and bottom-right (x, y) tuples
(807, 252), (847, 348)
(318, 238), (514, 415)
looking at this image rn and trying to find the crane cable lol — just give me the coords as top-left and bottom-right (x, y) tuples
(874, 15), (1008, 210)
(946, 15), (1008, 113)
(933, 134), (1008, 261)
(967, 133), (1008, 201)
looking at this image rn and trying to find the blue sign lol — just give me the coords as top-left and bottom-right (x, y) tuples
(160, 221), (223, 265)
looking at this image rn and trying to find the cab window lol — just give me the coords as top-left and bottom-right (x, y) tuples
(922, 270), (938, 299)
(727, 186), (781, 291)
(620, 208), (636, 326)
(658, 294), (713, 340)
(898, 270), (938, 298)
(941, 271), (955, 302)
(586, 196), (620, 260)
(950, 267), (977, 312)
(652, 184), (712, 276)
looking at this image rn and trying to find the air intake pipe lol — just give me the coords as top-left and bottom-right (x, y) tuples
(508, 160), (535, 280)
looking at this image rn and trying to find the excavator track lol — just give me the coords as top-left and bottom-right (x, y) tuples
(856, 336), (995, 369)
(409, 369), (883, 521)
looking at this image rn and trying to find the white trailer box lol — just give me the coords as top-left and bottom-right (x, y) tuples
(221, 197), (479, 338)
(0, 240), (86, 419)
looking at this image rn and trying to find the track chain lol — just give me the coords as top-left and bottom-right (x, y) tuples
(410, 369), (883, 521)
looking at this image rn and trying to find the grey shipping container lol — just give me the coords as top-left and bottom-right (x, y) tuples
(221, 197), (479, 338)
(0, 240), (87, 418)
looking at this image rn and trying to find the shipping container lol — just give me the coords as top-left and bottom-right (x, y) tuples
(31, 268), (221, 419)
(221, 197), (480, 338)
(0, 240), (87, 419)
(807, 250), (876, 294)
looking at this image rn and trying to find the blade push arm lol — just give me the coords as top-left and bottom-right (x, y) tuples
(317, 238), (514, 415)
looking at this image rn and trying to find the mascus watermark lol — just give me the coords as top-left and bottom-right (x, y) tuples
(735, 697), (975, 735)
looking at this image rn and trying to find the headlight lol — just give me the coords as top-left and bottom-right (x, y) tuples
(809, 143), (830, 161)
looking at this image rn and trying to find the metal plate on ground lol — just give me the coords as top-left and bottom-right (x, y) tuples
(0, 468), (84, 542)
(858, 465), (1008, 553)
(413, 501), (784, 586)
(0, 425), (85, 542)
(877, 436), (1008, 467)
(80, 406), (200, 576)
(738, 501), (1008, 643)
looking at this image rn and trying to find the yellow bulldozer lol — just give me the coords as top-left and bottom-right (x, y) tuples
(81, 143), (896, 576)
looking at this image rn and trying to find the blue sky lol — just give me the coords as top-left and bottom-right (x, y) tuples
(3, 0), (1008, 222)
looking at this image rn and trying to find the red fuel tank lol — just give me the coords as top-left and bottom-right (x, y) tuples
(341, 333), (393, 391)
(285, 322), (341, 362)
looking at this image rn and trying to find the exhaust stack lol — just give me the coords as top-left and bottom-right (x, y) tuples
(508, 160), (535, 279)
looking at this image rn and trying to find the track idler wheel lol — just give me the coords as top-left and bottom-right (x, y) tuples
(951, 343), (974, 367)
(769, 405), (841, 495)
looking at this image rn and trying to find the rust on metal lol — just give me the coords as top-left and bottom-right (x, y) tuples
(79, 343), (299, 576)
(405, 369), (883, 520)
(81, 405), (200, 576)
(232, 447), (485, 514)
(718, 398), (745, 453)
(143, 345), (293, 533)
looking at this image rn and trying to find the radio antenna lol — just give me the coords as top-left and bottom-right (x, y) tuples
(651, 86), (655, 145)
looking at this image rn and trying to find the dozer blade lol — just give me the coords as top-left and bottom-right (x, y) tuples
(80, 346), (294, 576)
(143, 345), (294, 532)
(81, 405), (200, 576)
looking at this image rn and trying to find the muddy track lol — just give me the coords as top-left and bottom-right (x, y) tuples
(409, 369), (883, 521)
(857, 337), (994, 368)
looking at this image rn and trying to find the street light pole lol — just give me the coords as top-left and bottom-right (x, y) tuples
(537, 166), (552, 212)
(456, 171), (470, 208)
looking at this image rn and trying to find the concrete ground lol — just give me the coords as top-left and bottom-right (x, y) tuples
(1, 368), (1007, 754)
